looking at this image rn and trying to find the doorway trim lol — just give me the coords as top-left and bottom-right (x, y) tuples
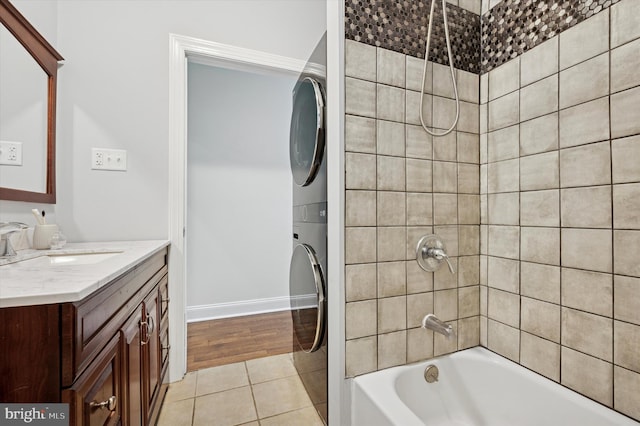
(167, 33), (306, 382)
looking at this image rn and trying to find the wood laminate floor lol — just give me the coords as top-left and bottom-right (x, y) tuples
(187, 310), (293, 372)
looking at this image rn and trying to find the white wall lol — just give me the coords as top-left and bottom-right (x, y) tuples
(186, 63), (294, 318)
(0, 0), (326, 242)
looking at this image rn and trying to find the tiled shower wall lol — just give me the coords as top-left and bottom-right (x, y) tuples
(343, 35), (481, 375)
(480, 0), (640, 421)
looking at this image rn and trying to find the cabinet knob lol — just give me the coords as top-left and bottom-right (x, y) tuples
(90, 395), (117, 412)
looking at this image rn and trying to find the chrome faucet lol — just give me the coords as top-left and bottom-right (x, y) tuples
(0, 222), (28, 257)
(422, 314), (456, 340)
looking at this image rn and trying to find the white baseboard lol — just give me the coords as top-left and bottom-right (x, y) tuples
(186, 294), (316, 323)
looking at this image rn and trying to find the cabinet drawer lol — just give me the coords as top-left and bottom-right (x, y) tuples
(63, 334), (122, 426)
(62, 249), (168, 386)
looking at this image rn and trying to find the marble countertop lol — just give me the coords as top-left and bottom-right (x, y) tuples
(0, 240), (169, 308)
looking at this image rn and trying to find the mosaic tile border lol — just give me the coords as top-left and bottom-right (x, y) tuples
(345, 0), (482, 74)
(481, 0), (621, 73)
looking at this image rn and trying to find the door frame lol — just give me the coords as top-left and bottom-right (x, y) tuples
(167, 33), (306, 382)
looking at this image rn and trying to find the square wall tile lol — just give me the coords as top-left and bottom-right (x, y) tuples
(406, 158), (433, 193)
(560, 142), (611, 188)
(611, 0), (640, 48)
(346, 190), (376, 226)
(559, 53), (609, 110)
(614, 183), (640, 229)
(457, 70), (480, 103)
(459, 286), (480, 318)
(612, 135), (640, 184)
(346, 152), (376, 190)
(377, 48), (405, 88)
(520, 151), (559, 191)
(407, 327), (434, 363)
(488, 288), (520, 328)
(377, 85), (405, 123)
(559, 97), (610, 149)
(614, 366), (640, 421)
(459, 195), (480, 225)
(434, 289), (459, 322)
(378, 155), (406, 191)
(433, 194), (457, 225)
(561, 185), (612, 228)
(377, 191), (406, 226)
(521, 227), (560, 266)
(433, 131), (457, 161)
(407, 260), (434, 294)
(458, 163), (480, 194)
(520, 262), (560, 304)
(377, 296), (407, 333)
(488, 319), (520, 363)
(559, 9), (609, 71)
(405, 124), (433, 160)
(377, 120), (405, 157)
(378, 330), (407, 369)
(458, 102), (480, 134)
(345, 40), (376, 81)
(377, 261), (406, 297)
(520, 75), (558, 122)
(488, 125), (519, 162)
(520, 36), (558, 87)
(433, 63), (457, 99)
(346, 115), (376, 154)
(377, 227), (406, 262)
(433, 97), (457, 131)
(432, 161), (458, 193)
(614, 230), (640, 277)
(520, 332), (560, 382)
(457, 132), (480, 164)
(611, 38), (640, 93)
(488, 225), (520, 259)
(407, 193), (433, 226)
(434, 256), (458, 290)
(562, 307), (612, 361)
(488, 58), (520, 101)
(459, 225), (480, 256)
(345, 227), (377, 264)
(614, 275), (640, 325)
(407, 292), (434, 328)
(521, 297), (560, 342)
(488, 192), (519, 225)
(487, 159), (519, 193)
(480, 73), (489, 104)
(487, 256), (519, 293)
(488, 91), (519, 131)
(520, 189), (559, 227)
(346, 77), (376, 118)
(611, 86), (640, 141)
(561, 347), (613, 407)
(562, 268), (613, 317)
(614, 320), (640, 373)
(346, 336), (377, 376)
(458, 255), (480, 287)
(458, 316), (480, 350)
(346, 300), (377, 339)
(405, 90), (432, 126)
(562, 228), (612, 273)
(520, 112), (558, 156)
(406, 56), (431, 93)
(345, 263), (377, 302)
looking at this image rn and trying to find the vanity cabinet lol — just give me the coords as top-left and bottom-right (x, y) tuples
(0, 247), (169, 426)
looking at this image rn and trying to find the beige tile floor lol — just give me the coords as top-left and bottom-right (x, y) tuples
(158, 353), (324, 426)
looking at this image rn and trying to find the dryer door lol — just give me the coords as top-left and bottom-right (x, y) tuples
(289, 77), (325, 187)
(289, 243), (326, 353)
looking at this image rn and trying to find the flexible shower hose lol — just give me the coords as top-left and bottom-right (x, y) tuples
(420, 0), (460, 137)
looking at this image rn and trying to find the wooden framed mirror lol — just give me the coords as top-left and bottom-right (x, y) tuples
(0, 0), (63, 203)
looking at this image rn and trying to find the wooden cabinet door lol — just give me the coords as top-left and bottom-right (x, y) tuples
(143, 287), (161, 420)
(62, 334), (121, 426)
(120, 308), (143, 426)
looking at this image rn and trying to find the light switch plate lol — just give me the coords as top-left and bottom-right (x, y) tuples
(0, 141), (23, 166)
(92, 148), (127, 171)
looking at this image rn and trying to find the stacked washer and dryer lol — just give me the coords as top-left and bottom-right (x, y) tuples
(288, 34), (328, 424)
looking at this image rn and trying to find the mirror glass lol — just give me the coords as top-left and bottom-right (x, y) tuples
(0, 24), (48, 193)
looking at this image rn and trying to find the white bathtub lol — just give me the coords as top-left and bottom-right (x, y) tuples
(352, 347), (639, 426)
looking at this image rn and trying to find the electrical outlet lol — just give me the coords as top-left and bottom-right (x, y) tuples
(92, 148), (127, 171)
(0, 141), (23, 166)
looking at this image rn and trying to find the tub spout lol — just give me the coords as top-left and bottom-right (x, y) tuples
(421, 314), (455, 339)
